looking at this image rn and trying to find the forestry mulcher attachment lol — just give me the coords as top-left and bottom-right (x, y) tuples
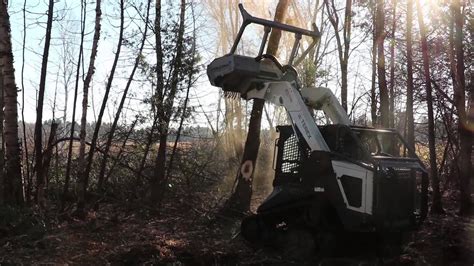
(207, 4), (428, 254)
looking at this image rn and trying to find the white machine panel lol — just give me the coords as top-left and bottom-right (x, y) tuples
(332, 160), (373, 215)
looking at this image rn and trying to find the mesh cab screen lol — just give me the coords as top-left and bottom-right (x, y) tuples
(274, 126), (310, 185)
(281, 134), (304, 173)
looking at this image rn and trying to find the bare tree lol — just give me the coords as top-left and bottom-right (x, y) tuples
(168, 3), (198, 178)
(20, 0), (30, 198)
(97, 0), (150, 192)
(34, 0), (55, 206)
(452, 0), (471, 215)
(324, 0), (352, 111)
(77, 0), (102, 195)
(370, 1), (377, 126)
(415, 0), (443, 213)
(151, 0), (187, 203)
(57, 14), (77, 127)
(405, 0), (415, 150)
(78, 0), (124, 214)
(375, 0), (389, 127)
(63, 0), (86, 205)
(388, 0), (397, 128)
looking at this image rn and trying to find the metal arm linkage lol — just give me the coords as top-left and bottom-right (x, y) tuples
(246, 81), (331, 152)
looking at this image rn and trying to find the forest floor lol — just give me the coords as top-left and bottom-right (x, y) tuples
(0, 192), (473, 265)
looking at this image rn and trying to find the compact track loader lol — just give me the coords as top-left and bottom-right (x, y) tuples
(207, 4), (428, 254)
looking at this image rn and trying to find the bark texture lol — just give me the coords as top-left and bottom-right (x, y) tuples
(388, 0), (397, 128)
(0, 1), (23, 205)
(370, 2), (377, 126)
(375, 0), (389, 128)
(405, 0), (415, 150)
(78, 0), (102, 192)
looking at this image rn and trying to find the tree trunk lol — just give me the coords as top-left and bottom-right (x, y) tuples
(452, 0), (471, 215)
(341, 0), (352, 112)
(78, 0), (124, 214)
(136, 117), (158, 184)
(0, 1), (23, 205)
(78, 0), (102, 192)
(63, 0), (86, 206)
(370, 2), (377, 126)
(388, 0), (397, 128)
(168, 8), (197, 179)
(416, 0), (443, 213)
(97, 0), (150, 192)
(149, 0), (163, 201)
(405, 0), (415, 151)
(0, 69), (4, 204)
(225, 0), (290, 214)
(34, 0), (54, 206)
(43, 122), (58, 187)
(20, 0), (30, 201)
(151, 0), (187, 204)
(376, 0), (389, 128)
(324, 0), (352, 112)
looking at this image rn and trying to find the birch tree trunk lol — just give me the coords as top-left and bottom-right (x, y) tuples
(0, 1), (23, 205)
(78, 0), (102, 197)
(78, 0), (102, 195)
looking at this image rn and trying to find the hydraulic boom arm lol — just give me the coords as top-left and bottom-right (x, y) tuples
(246, 81), (330, 152)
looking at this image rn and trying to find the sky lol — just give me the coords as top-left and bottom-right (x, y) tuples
(9, 0), (128, 123)
(8, 0), (288, 129)
(7, 0), (432, 130)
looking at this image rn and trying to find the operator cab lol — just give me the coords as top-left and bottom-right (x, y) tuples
(270, 124), (428, 230)
(352, 127), (415, 159)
